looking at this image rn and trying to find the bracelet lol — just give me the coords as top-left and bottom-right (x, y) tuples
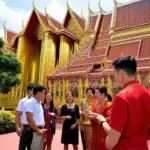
(101, 121), (107, 126)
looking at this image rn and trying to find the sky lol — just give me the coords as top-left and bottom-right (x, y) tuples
(0, 0), (133, 38)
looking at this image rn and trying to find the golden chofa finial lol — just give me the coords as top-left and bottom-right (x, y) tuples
(81, 9), (86, 22)
(99, 0), (104, 13)
(32, 0), (35, 8)
(66, 0), (69, 9)
(88, 1), (95, 15)
(3, 21), (6, 29)
(22, 20), (25, 30)
(45, 6), (48, 15)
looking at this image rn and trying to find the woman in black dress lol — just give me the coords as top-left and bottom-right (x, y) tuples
(60, 91), (80, 150)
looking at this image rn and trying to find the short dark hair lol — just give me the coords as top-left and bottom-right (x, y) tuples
(27, 83), (36, 91)
(33, 85), (46, 95)
(113, 56), (137, 76)
(86, 88), (95, 95)
(96, 87), (107, 96)
(107, 94), (112, 102)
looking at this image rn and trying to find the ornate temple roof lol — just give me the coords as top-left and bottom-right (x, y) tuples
(3, 1), (86, 50)
(48, 0), (150, 79)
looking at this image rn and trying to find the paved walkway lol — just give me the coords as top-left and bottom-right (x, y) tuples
(0, 129), (82, 150)
(1, 131), (150, 150)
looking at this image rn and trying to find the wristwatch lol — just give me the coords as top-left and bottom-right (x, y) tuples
(101, 121), (107, 126)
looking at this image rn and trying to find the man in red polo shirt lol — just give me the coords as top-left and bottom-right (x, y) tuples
(86, 56), (150, 150)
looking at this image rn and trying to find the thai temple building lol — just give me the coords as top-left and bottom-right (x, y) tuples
(1, 0), (150, 109)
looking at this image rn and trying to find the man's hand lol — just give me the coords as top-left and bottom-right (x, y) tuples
(16, 127), (21, 136)
(70, 124), (77, 129)
(37, 128), (47, 136)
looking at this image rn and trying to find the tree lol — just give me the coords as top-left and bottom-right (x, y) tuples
(0, 38), (21, 94)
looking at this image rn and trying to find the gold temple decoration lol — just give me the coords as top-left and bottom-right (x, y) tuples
(22, 20), (25, 30)
(48, 80), (52, 92)
(147, 73), (150, 89)
(62, 79), (66, 104)
(45, 6), (57, 31)
(107, 76), (112, 95)
(88, 1), (95, 15)
(103, 57), (108, 67)
(137, 73), (142, 84)
(65, 79), (70, 94)
(100, 77), (105, 87)
(53, 81), (56, 103)
(84, 78), (89, 91)
(99, 0), (105, 13)
(100, 63), (104, 71)
(81, 9), (86, 23)
(3, 21), (7, 42)
(110, 0), (118, 34)
(58, 80), (61, 103)
(79, 78), (83, 99)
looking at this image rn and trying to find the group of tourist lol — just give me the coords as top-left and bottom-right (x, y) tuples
(15, 56), (150, 150)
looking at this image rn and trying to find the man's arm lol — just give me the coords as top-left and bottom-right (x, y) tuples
(96, 96), (127, 149)
(15, 100), (23, 136)
(26, 112), (40, 133)
(15, 111), (22, 136)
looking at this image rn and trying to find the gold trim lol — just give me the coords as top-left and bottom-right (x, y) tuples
(45, 6), (58, 31)
(22, 20), (25, 30)
(88, 1), (95, 15)
(99, 0), (105, 13)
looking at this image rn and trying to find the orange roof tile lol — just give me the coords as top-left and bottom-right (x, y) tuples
(108, 41), (140, 61)
(90, 15), (98, 30)
(115, 0), (150, 29)
(139, 38), (150, 59)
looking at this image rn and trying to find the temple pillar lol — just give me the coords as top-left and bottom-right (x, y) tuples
(84, 78), (89, 93)
(39, 33), (56, 85)
(107, 76), (112, 95)
(78, 78), (83, 99)
(53, 81), (56, 104)
(65, 79), (70, 94)
(48, 80), (52, 92)
(100, 77), (105, 87)
(137, 73), (142, 84)
(58, 80), (61, 104)
(59, 35), (73, 68)
(62, 79), (66, 104)
(147, 73), (150, 89)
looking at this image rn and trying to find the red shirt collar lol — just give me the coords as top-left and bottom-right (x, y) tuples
(123, 80), (139, 89)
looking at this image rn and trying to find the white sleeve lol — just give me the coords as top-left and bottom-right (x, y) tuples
(24, 100), (34, 113)
(16, 100), (23, 112)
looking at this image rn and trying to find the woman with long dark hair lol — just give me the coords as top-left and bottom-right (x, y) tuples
(43, 92), (57, 150)
(85, 87), (112, 150)
(60, 91), (80, 150)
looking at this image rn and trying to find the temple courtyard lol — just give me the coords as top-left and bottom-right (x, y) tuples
(0, 129), (82, 150)
(0, 130), (150, 150)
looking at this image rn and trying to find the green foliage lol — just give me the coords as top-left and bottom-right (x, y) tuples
(0, 38), (4, 49)
(0, 51), (21, 93)
(0, 111), (16, 134)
